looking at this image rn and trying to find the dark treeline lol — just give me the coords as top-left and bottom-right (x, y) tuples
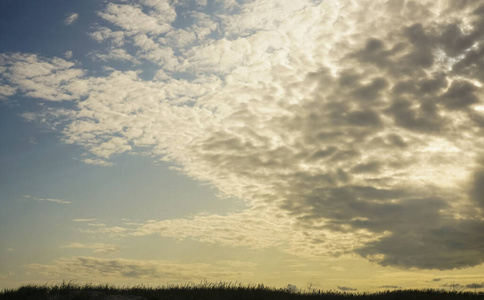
(0, 282), (483, 300)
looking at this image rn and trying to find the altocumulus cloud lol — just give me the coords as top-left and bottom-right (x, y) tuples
(2, 0), (484, 271)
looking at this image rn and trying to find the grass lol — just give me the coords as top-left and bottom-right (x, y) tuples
(0, 281), (483, 300)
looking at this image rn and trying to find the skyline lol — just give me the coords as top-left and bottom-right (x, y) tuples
(1, 0), (484, 292)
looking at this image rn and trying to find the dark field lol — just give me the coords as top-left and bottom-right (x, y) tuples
(1, 282), (482, 300)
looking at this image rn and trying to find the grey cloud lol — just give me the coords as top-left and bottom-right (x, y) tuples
(385, 98), (444, 133)
(346, 109), (382, 127)
(351, 38), (395, 69)
(28, 256), (251, 282)
(440, 80), (480, 110)
(351, 77), (388, 102)
(393, 74), (447, 96)
(357, 219), (484, 270)
(337, 286), (356, 291)
(386, 134), (407, 148)
(402, 24), (435, 69)
(470, 168), (484, 208)
(465, 283), (484, 289)
(378, 285), (401, 289)
(439, 24), (475, 57)
(451, 43), (484, 79)
(351, 161), (381, 174)
(440, 282), (484, 290)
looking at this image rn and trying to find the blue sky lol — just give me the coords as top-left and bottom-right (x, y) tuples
(1, 0), (484, 292)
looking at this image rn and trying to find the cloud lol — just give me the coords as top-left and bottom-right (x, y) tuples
(72, 219), (97, 222)
(90, 48), (139, 64)
(27, 256), (256, 283)
(24, 195), (71, 204)
(2, 0), (484, 272)
(64, 13), (79, 25)
(61, 243), (120, 254)
(465, 283), (484, 289)
(0, 53), (87, 101)
(378, 285), (401, 289)
(337, 286), (357, 292)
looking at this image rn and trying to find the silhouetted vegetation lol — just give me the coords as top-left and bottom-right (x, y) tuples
(0, 281), (482, 300)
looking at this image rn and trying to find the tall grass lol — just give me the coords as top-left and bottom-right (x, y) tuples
(0, 281), (482, 300)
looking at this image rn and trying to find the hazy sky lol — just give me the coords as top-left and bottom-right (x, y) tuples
(1, 0), (484, 292)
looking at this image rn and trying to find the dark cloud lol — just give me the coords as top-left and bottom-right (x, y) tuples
(351, 77), (388, 102)
(465, 283), (484, 289)
(378, 285), (401, 289)
(439, 24), (475, 57)
(357, 219), (484, 270)
(385, 98), (444, 133)
(337, 286), (357, 291)
(470, 168), (484, 208)
(386, 134), (407, 148)
(351, 161), (381, 174)
(439, 282), (484, 290)
(346, 109), (382, 127)
(439, 80), (480, 110)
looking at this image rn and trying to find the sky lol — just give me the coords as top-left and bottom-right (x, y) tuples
(1, 0), (484, 293)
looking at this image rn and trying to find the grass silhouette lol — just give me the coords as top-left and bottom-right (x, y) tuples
(0, 281), (483, 300)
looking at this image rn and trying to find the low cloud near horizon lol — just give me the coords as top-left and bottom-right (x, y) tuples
(1, 0), (484, 273)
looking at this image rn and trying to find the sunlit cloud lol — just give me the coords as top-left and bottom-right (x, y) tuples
(1, 0), (484, 277)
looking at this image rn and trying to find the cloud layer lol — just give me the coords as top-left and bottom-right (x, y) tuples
(2, 0), (484, 270)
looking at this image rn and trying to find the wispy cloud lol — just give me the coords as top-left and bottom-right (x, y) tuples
(378, 285), (401, 290)
(24, 195), (71, 204)
(64, 13), (78, 25)
(337, 286), (357, 292)
(61, 243), (120, 254)
(72, 219), (97, 222)
(27, 256), (256, 283)
(465, 283), (484, 289)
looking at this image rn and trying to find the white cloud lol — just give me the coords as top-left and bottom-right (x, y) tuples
(0, 53), (87, 101)
(24, 195), (71, 204)
(64, 51), (73, 59)
(72, 219), (97, 222)
(98, 3), (174, 36)
(195, 0), (207, 6)
(64, 13), (79, 25)
(0, 85), (17, 99)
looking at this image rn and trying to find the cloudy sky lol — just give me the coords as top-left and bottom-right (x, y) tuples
(1, 0), (484, 292)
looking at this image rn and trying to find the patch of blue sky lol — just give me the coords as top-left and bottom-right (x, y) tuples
(0, 0), (101, 57)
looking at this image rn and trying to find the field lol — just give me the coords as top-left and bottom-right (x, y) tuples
(0, 282), (483, 300)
